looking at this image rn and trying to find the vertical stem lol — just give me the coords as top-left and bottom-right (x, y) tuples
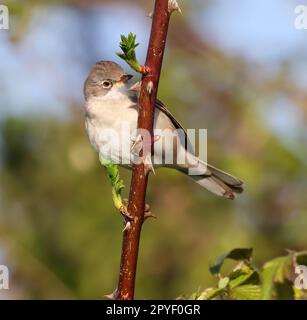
(115, 0), (174, 300)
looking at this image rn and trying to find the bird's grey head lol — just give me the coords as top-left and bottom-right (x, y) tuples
(83, 61), (133, 101)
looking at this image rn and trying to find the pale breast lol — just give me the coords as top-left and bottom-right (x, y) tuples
(85, 94), (138, 163)
(85, 93), (185, 167)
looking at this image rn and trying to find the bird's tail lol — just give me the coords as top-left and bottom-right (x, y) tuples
(183, 161), (244, 200)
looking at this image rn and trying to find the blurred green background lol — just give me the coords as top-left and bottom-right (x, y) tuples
(0, 0), (306, 299)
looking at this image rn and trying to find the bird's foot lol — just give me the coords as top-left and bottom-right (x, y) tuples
(120, 199), (134, 232)
(119, 200), (133, 221)
(130, 134), (143, 156)
(120, 199), (156, 230)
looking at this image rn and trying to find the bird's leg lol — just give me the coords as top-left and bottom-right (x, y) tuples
(99, 155), (133, 223)
(130, 134), (143, 156)
(131, 134), (155, 176)
(131, 134), (161, 176)
(120, 199), (156, 230)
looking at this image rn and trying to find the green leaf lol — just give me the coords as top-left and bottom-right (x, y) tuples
(229, 272), (254, 289)
(209, 248), (253, 275)
(260, 255), (294, 300)
(218, 277), (230, 289)
(116, 33), (143, 73)
(231, 285), (261, 300)
(274, 255), (293, 283)
(189, 292), (199, 300)
(228, 261), (260, 289)
(198, 287), (226, 300)
(188, 287), (202, 300)
(229, 268), (259, 289)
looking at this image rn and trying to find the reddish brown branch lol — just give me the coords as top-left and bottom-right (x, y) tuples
(115, 0), (177, 300)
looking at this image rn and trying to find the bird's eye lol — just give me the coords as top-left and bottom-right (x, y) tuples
(102, 81), (112, 89)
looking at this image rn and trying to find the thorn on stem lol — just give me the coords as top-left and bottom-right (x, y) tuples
(143, 135), (160, 175)
(144, 211), (157, 221)
(123, 221), (132, 232)
(119, 200), (134, 221)
(147, 81), (154, 95)
(168, 0), (182, 14)
(130, 134), (143, 155)
(144, 153), (155, 176)
(143, 203), (156, 222)
(105, 288), (119, 300)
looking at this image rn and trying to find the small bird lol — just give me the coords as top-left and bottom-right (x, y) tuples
(84, 61), (244, 201)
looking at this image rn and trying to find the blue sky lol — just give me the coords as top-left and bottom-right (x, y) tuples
(0, 0), (306, 118)
(199, 0), (307, 63)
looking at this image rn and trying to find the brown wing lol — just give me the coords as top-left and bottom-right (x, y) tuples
(129, 82), (192, 150)
(155, 99), (193, 151)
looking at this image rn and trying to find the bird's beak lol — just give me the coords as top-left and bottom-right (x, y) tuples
(119, 74), (133, 84)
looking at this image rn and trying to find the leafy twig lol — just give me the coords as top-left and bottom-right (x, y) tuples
(116, 33), (149, 75)
(99, 155), (125, 211)
(187, 248), (307, 300)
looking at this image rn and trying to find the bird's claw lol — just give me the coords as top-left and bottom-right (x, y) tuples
(130, 134), (143, 155)
(120, 200), (155, 227)
(119, 204), (133, 221)
(120, 199), (134, 232)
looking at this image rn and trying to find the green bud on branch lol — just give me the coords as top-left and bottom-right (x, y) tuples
(116, 33), (149, 75)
